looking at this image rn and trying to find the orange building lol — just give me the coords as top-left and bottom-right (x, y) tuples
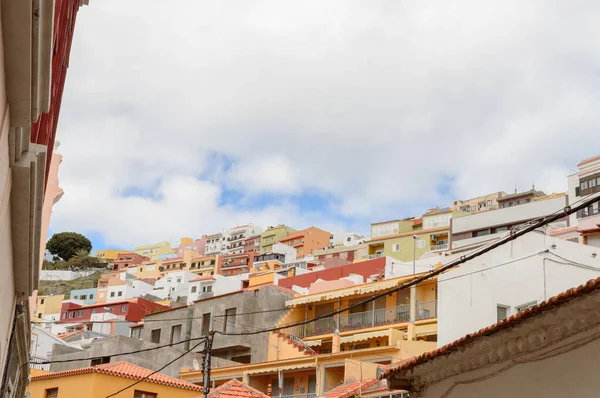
(278, 227), (331, 258)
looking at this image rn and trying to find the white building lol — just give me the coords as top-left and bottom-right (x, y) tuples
(330, 232), (366, 248)
(187, 274), (244, 302)
(152, 271), (197, 300)
(30, 325), (68, 370)
(90, 313), (132, 337)
(205, 232), (227, 255)
(226, 224), (263, 254)
(567, 154), (600, 226)
(105, 279), (154, 302)
(437, 232), (600, 346)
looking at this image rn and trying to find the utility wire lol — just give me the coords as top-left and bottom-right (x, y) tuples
(30, 336), (207, 365)
(105, 339), (206, 398)
(214, 193), (600, 337)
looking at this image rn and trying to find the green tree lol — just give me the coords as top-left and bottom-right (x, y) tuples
(46, 232), (92, 261)
(67, 249), (106, 270)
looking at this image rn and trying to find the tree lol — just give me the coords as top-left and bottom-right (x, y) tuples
(67, 249), (106, 270)
(46, 232), (92, 261)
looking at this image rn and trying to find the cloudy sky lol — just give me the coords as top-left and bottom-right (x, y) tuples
(49, 0), (600, 251)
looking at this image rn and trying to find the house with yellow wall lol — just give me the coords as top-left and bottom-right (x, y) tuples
(260, 225), (296, 253)
(134, 240), (173, 260)
(32, 294), (64, 323)
(188, 254), (220, 276)
(93, 249), (133, 262)
(28, 361), (202, 398)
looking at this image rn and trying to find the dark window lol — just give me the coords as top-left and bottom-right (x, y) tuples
(202, 313), (211, 336)
(231, 355), (251, 364)
(170, 325), (182, 344)
(80, 295), (87, 300)
(90, 294), (94, 299)
(191, 286), (197, 293)
(224, 308), (237, 333)
(576, 186), (580, 197)
(134, 391), (157, 398)
(117, 291), (123, 297)
(45, 388), (59, 398)
(37, 313), (42, 319)
(91, 356), (110, 366)
(121, 305), (127, 312)
(40, 298), (45, 304)
(151, 329), (161, 344)
(110, 292), (115, 297)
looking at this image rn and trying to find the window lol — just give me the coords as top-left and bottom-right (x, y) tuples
(191, 286), (197, 293)
(392, 243), (400, 252)
(118, 291), (123, 297)
(45, 388), (59, 398)
(62, 313), (66, 319)
(110, 292), (115, 297)
(417, 240), (425, 249)
(77, 310), (83, 317)
(90, 294), (94, 299)
(69, 312), (75, 319)
(91, 356), (110, 366)
(38, 313), (42, 319)
(581, 181), (589, 190)
(496, 305), (508, 322)
(346, 237), (352, 242)
(121, 305), (127, 312)
(177, 278), (181, 283)
(471, 205), (476, 211)
(40, 298), (45, 305)
(202, 313), (211, 335)
(91, 309), (96, 314)
(134, 391), (157, 398)
(73, 296), (79, 299)
(151, 329), (161, 344)
(224, 308), (237, 333)
(590, 179), (597, 188)
(487, 200), (492, 206)
(516, 301), (537, 312)
(170, 324), (182, 344)
(80, 295), (87, 300)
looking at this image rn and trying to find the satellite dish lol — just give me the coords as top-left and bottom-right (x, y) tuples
(192, 359), (201, 371)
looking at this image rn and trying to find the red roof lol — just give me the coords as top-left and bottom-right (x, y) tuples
(31, 361), (202, 391)
(548, 225), (579, 236)
(379, 275), (600, 379)
(190, 275), (215, 282)
(323, 378), (380, 398)
(207, 379), (269, 398)
(578, 154), (600, 167)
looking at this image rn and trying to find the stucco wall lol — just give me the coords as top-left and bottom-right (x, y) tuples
(438, 233), (600, 346)
(40, 270), (97, 281)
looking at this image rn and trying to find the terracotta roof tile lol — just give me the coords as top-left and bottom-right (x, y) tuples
(31, 361), (202, 391)
(207, 379), (270, 398)
(190, 275), (216, 282)
(578, 154), (600, 167)
(323, 378), (379, 398)
(548, 225), (579, 236)
(379, 275), (600, 379)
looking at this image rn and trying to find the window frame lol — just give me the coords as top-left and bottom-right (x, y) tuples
(44, 387), (59, 398)
(496, 304), (509, 322)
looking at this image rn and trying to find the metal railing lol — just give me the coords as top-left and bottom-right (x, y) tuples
(416, 300), (437, 320)
(430, 241), (449, 251)
(30, 355), (51, 371)
(577, 207), (600, 219)
(294, 304), (413, 338)
(198, 292), (214, 299)
(288, 332), (316, 355)
(280, 394), (316, 398)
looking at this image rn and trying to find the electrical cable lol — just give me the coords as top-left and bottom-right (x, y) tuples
(30, 336), (207, 365)
(105, 339), (206, 398)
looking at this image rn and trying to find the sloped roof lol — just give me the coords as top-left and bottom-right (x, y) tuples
(323, 378), (388, 398)
(190, 275), (216, 282)
(207, 379), (269, 398)
(578, 154), (600, 166)
(31, 361), (202, 391)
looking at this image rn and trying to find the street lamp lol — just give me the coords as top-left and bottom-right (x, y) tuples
(412, 235), (418, 275)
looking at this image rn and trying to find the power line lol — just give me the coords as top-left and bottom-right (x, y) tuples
(30, 336), (207, 365)
(105, 339), (206, 398)
(214, 193), (600, 337)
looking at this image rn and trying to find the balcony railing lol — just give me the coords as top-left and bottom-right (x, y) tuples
(430, 241), (449, 251)
(294, 304), (413, 338)
(280, 394), (316, 398)
(577, 207), (600, 219)
(416, 300), (437, 320)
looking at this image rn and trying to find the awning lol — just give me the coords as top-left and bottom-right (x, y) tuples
(245, 362), (316, 375)
(304, 340), (322, 347)
(340, 330), (389, 344)
(285, 280), (401, 307)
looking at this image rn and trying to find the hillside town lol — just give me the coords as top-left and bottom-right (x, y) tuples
(2, 1), (600, 398)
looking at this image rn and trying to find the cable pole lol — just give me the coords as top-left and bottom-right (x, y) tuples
(203, 331), (215, 398)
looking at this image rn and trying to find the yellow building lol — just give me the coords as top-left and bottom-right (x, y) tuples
(32, 294), (64, 323)
(260, 225), (296, 253)
(94, 249), (133, 262)
(28, 361), (202, 398)
(134, 241), (173, 260)
(131, 261), (164, 280)
(188, 254), (220, 276)
(180, 275), (438, 396)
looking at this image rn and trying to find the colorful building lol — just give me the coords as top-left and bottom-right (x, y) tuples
(188, 254), (222, 276)
(313, 243), (368, 263)
(134, 241), (173, 260)
(69, 288), (97, 305)
(59, 298), (167, 325)
(260, 225), (296, 253)
(220, 252), (258, 276)
(452, 191), (508, 213)
(111, 252), (150, 271)
(94, 249), (133, 262)
(176, 235), (207, 257)
(27, 361), (202, 398)
(244, 235), (261, 253)
(226, 224), (264, 254)
(32, 295), (65, 324)
(278, 227), (331, 258)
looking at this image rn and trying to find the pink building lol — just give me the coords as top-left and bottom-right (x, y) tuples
(176, 235), (207, 256)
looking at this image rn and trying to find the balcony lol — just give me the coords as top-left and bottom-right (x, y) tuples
(198, 292), (214, 300)
(281, 395), (316, 398)
(430, 241), (449, 252)
(416, 300), (437, 320)
(294, 304), (413, 338)
(577, 207), (600, 219)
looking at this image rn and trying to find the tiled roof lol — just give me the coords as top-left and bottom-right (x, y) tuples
(190, 275), (216, 282)
(323, 378), (380, 398)
(31, 361), (203, 391)
(578, 154), (600, 166)
(379, 275), (600, 379)
(548, 225), (579, 236)
(207, 379), (269, 398)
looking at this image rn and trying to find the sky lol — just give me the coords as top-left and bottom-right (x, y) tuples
(49, 0), (600, 251)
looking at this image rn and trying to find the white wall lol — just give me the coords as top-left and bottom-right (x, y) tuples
(30, 325), (67, 369)
(40, 270), (97, 281)
(153, 271), (196, 300)
(272, 242), (297, 262)
(437, 233), (600, 346)
(385, 256), (439, 279)
(106, 280), (153, 302)
(452, 196), (567, 234)
(188, 274), (243, 302)
(90, 313), (131, 336)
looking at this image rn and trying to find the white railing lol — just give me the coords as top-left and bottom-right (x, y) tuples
(30, 355), (51, 371)
(288, 332), (316, 355)
(416, 300), (437, 320)
(430, 241), (449, 251)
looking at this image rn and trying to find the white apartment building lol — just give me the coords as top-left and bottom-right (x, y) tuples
(437, 232), (600, 346)
(205, 232), (227, 255)
(187, 274), (244, 302)
(329, 232), (366, 248)
(105, 280), (154, 303)
(226, 224), (263, 254)
(152, 271), (197, 300)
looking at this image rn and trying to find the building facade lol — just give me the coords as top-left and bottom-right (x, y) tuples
(111, 252), (150, 271)
(244, 235), (261, 253)
(496, 188), (547, 209)
(94, 249), (132, 262)
(32, 295), (65, 324)
(205, 233), (226, 255)
(452, 191), (507, 213)
(278, 227), (331, 258)
(69, 288), (97, 305)
(260, 225), (296, 253)
(226, 224), (263, 255)
(134, 241), (172, 260)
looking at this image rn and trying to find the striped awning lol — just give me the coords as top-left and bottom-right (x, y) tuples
(304, 340), (322, 347)
(285, 280), (400, 307)
(340, 330), (390, 344)
(245, 362), (316, 375)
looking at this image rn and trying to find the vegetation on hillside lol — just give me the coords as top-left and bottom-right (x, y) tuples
(38, 272), (103, 298)
(43, 249), (107, 270)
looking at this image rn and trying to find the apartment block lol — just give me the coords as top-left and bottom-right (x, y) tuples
(260, 225), (296, 253)
(278, 227), (331, 258)
(226, 224), (264, 255)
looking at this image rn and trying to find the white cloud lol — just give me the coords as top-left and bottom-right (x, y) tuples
(51, 0), (600, 247)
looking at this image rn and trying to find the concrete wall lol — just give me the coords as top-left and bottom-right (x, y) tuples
(40, 269), (97, 281)
(438, 233), (600, 346)
(452, 195), (567, 235)
(50, 335), (205, 378)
